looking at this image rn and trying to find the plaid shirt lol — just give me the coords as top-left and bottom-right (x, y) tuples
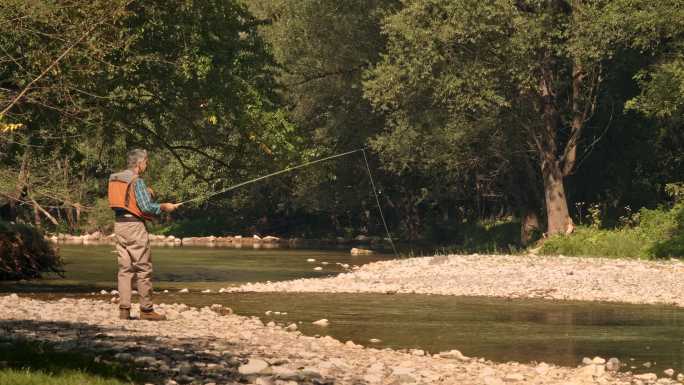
(134, 178), (161, 216)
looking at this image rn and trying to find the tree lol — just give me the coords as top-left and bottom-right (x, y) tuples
(249, 0), (399, 237)
(1, 0), (293, 231)
(364, 0), (684, 236)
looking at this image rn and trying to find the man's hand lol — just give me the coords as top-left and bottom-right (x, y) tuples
(147, 187), (155, 198)
(160, 203), (181, 212)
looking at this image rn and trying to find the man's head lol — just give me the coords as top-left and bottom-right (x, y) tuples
(127, 149), (148, 174)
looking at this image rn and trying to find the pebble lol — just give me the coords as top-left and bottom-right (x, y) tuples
(664, 368), (675, 377)
(439, 349), (469, 361)
(285, 323), (297, 331)
(503, 373), (524, 382)
(312, 319), (329, 326)
(238, 359), (269, 375)
(179, 288), (189, 293)
(634, 373), (658, 382)
(313, 267), (323, 271)
(593, 356), (606, 365)
(606, 357), (621, 371)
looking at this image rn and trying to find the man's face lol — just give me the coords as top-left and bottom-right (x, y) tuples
(139, 157), (148, 174)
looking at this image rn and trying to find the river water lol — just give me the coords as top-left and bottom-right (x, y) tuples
(4, 245), (684, 374)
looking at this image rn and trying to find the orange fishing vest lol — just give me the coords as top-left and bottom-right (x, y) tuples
(108, 170), (154, 221)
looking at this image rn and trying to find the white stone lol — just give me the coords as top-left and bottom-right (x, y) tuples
(438, 349), (469, 361)
(664, 368), (675, 377)
(307, 258), (316, 262)
(238, 359), (269, 375)
(503, 373), (524, 382)
(285, 323), (297, 331)
(592, 356), (606, 365)
(313, 267), (323, 271)
(179, 288), (189, 293)
(534, 362), (550, 375)
(634, 373), (657, 382)
(483, 376), (504, 385)
(312, 319), (329, 326)
(351, 247), (374, 255)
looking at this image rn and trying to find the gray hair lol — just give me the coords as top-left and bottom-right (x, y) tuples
(127, 149), (148, 169)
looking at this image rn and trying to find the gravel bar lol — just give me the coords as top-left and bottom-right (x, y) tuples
(228, 254), (684, 307)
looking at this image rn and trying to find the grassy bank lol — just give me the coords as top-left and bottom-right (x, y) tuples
(0, 338), (148, 385)
(540, 203), (684, 259)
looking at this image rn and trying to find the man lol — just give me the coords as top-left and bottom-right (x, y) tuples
(108, 149), (180, 321)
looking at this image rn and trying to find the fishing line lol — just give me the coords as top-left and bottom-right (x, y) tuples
(177, 148), (399, 256)
(362, 149), (399, 256)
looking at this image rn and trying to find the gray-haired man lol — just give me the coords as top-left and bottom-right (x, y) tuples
(107, 149), (180, 320)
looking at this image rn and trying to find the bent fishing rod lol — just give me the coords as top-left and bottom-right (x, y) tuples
(177, 148), (399, 256)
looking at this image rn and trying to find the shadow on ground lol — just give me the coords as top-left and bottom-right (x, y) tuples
(0, 319), (244, 385)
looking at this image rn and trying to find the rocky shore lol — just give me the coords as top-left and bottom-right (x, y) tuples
(2, 294), (679, 385)
(49, 232), (386, 250)
(227, 254), (684, 307)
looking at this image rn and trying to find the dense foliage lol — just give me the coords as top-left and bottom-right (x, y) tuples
(1, 0), (684, 254)
(0, 220), (61, 279)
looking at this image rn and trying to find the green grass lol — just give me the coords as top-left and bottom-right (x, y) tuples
(540, 203), (684, 259)
(0, 369), (136, 385)
(0, 338), (151, 385)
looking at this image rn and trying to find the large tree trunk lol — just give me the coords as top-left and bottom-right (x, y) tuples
(540, 153), (573, 235)
(537, 67), (575, 236)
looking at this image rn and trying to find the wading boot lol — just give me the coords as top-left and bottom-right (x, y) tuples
(119, 308), (131, 320)
(140, 309), (166, 321)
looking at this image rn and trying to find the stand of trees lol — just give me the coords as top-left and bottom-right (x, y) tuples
(1, 0), (683, 248)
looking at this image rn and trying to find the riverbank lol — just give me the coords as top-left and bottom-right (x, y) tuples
(49, 232), (388, 250)
(2, 294), (679, 385)
(227, 253), (684, 307)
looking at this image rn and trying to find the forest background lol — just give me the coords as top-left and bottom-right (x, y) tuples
(2, 0), (684, 258)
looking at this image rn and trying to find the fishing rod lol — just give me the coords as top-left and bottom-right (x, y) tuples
(177, 148), (399, 256)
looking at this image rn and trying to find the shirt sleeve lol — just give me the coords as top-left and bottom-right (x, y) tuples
(134, 178), (161, 216)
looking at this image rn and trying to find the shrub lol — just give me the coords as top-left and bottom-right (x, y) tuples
(540, 203), (684, 259)
(0, 221), (63, 280)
